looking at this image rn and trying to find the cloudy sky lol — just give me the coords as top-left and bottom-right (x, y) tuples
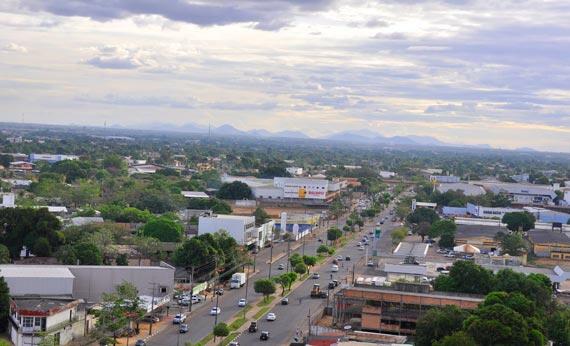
(1, 0), (570, 151)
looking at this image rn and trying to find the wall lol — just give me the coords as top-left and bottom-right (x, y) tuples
(68, 265), (174, 303)
(199, 216), (256, 244)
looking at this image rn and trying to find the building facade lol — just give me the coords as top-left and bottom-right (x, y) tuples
(198, 214), (257, 246)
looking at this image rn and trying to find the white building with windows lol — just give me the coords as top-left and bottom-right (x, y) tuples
(29, 154), (79, 163)
(286, 167), (303, 176)
(198, 214), (257, 246)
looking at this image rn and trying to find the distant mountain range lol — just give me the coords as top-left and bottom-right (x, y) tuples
(124, 122), (490, 148)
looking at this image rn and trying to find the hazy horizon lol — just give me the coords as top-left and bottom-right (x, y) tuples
(1, 1), (570, 152)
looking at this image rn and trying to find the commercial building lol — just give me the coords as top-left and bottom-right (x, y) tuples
(29, 154), (79, 164)
(198, 214), (257, 246)
(528, 230), (570, 260)
(524, 207), (570, 224)
(333, 286), (482, 335)
(383, 264), (427, 283)
(436, 183), (485, 196)
(485, 183), (557, 205)
(9, 296), (85, 346)
(466, 203), (520, 219)
(429, 175), (460, 183)
(0, 264), (175, 303)
(411, 200), (436, 211)
(454, 224), (504, 251)
(511, 173), (530, 183)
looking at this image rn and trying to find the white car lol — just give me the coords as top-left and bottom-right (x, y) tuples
(358, 246), (365, 251)
(173, 314), (186, 324)
(266, 312), (276, 321)
(331, 264), (339, 272)
(238, 298), (247, 307)
(210, 306), (221, 315)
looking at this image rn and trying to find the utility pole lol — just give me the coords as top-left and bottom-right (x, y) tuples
(253, 251), (257, 272)
(302, 233), (306, 256)
(307, 307), (311, 337)
(244, 263), (250, 319)
(188, 266), (194, 313)
(149, 283), (156, 335)
(286, 238), (291, 272)
(352, 263), (356, 285)
(268, 244), (273, 278)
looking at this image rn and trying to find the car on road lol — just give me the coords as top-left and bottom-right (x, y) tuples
(336, 256), (343, 261)
(281, 297), (289, 305)
(260, 331), (270, 340)
(210, 306), (221, 315)
(173, 314), (186, 324)
(318, 238), (323, 242)
(328, 281), (335, 289)
(380, 221), (384, 224)
(367, 260), (374, 267)
(142, 315), (159, 323)
(358, 245), (365, 251)
(357, 242), (362, 247)
(215, 288), (224, 296)
(266, 312), (276, 321)
(278, 263), (284, 270)
(331, 264), (339, 272)
(332, 259), (338, 265)
(248, 321), (258, 333)
(179, 324), (189, 333)
(135, 340), (146, 346)
(228, 342), (240, 346)
(238, 298), (247, 307)
(313, 272), (320, 279)
(345, 256), (351, 261)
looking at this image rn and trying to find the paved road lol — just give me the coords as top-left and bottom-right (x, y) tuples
(147, 216), (348, 345)
(236, 202), (402, 345)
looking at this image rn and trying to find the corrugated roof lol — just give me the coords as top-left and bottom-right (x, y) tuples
(528, 230), (570, 244)
(384, 264), (427, 275)
(0, 265), (75, 278)
(393, 242), (429, 258)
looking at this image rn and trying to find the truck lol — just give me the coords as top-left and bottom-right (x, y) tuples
(310, 284), (328, 298)
(230, 272), (246, 289)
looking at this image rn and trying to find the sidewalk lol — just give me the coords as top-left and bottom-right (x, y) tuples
(114, 313), (174, 345)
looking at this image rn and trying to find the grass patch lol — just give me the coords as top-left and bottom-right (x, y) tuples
(219, 332), (240, 346)
(253, 306), (271, 320)
(229, 316), (247, 331)
(256, 295), (275, 307)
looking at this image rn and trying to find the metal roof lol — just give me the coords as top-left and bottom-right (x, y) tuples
(0, 265), (75, 279)
(384, 264), (427, 276)
(393, 242), (429, 258)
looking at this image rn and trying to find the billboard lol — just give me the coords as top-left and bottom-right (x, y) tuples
(283, 183), (327, 199)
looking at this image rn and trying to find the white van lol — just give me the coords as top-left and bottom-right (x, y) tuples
(331, 264), (339, 272)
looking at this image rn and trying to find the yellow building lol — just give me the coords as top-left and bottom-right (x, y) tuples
(528, 230), (570, 260)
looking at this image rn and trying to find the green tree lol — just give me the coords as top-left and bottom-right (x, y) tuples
(254, 279), (276, 301)
(141, 217), (183, 242)
(67, 179), (100, 207)
(74, 242), (103, 265)
(213, 322), (230, 338)
(327, 227), (343, 243)
(433, 331), (476, 346)
(548, 308), (570, 346)
(439, 229), (455, 248)
(465, 304), (531, 346)
(317, 245), (331, 255)
(116, 253), (129, 266)
(0, 244), (10, 264)
(289, 253), (303, 267)
(254, 207), (270, 226)
(415, 305), (469, 346)
(429, 219), (457, 239)
(33, 237), (52, 257)
(216, 181), (252, 200)
(97, 282), (144, 343)
(274, 273), (296, 296)
(500, 233), (527, 256)
(294, 262), (307, 275)
(391, 227), (408, 245)
(434, 261), (495, 295)
(55, 244), (77, 265)
(303, 255), (317, 272)
(502, 211), (536, 232)
(102, 154), (127, 175)
(415, 221), (431, 242)
(0, 277), (9, 333)
(407, 207), (440, 225)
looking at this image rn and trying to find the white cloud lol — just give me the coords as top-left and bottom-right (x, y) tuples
(2, 42), (27, 53)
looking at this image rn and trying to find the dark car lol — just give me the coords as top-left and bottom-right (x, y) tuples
(333, 279), (340, 287)
(215, 288), (224, 296)
(260, 331), (270, 340)
(248, 321), (258, 333)
(179, 324), (189, 333)
(328, 282), (335, 289)
(281, 297), (289, 305)
(135, 341), (146, 346)
(332, 259), (338, 265)
(345, 256), (351, 261)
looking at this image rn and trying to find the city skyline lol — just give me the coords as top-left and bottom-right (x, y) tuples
(1, 1), (570, 151)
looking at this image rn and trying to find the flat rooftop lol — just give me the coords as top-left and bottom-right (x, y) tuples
(12, 296), (81, 313)
(455, 224), (504, 239)
(0, 265), (75, 279)
(342, 285), (484, 302)
(393, 242), (429, 258)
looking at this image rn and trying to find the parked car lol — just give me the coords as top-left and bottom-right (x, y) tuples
(135, 340), (146, 346)
(238, 298), (247, 307)
(278, 263), (284, 270)
(332, 259), (338, 265)
(260, 331), (270, 340)
(248, 321), (258, 332)
(210, 306), (221, 315)
(215, 288), (224, 296)
(142, 315), (159, 323)
(367, 260), (374, 267)
(266, 312), (276, 321)
(313, 272), (320, 279)
(228, 342), (240, 346)
(281, 297), (289, 305)
(328, 281), (335, 289)
(331, 264), (339, 272)
(336, 256), (343, 261)
(173, 314), (186, 324)
(358, 246), (365, 251)
(179, 324), (189, 333)
(332, 279), (339, 287)
(345, 256), (351, 261)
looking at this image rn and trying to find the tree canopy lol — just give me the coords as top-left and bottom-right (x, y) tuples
(216, 181), (252, 200)
(141, 216), (183, 242)
(502, 211), (536, 232)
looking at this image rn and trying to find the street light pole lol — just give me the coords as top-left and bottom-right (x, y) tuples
(244, 263), (250, 319)
(268, 244), (273, 278)
(286, 238), (291, 272)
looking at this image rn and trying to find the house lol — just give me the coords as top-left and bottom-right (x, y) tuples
(454, 224), (504, 251)
(9, 296), (85, 346)
(528, 229), (570, 260)
(198, 214), (257, 246)
(9, 161), (34, 172)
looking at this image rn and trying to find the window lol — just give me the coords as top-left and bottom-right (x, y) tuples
(161, 287), (167, 293)
(35, 317), (42, 327)
(22, 317), (33, 328)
